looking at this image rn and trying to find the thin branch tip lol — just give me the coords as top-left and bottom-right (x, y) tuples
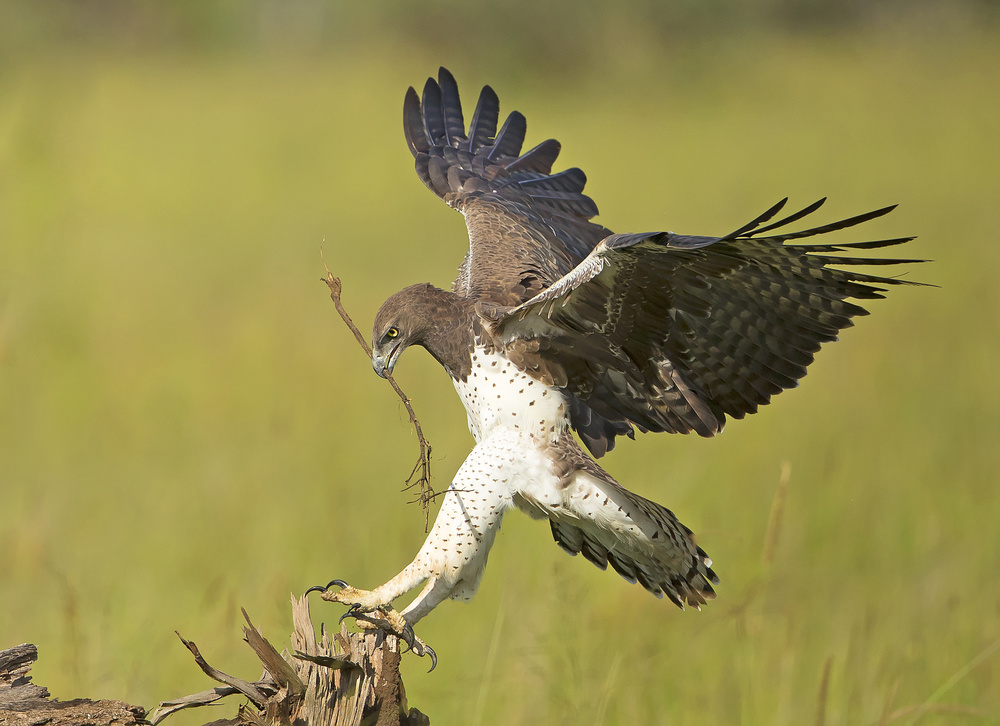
(322, 269), (436, 530)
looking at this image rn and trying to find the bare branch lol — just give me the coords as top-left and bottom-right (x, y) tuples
(174, 631), (271, 707)
(321, 257), (436, 530)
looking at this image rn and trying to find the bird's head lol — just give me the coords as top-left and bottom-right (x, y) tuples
(370, 283), (441, 378)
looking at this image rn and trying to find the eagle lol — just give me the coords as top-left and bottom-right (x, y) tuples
(312, 68), (919, 663)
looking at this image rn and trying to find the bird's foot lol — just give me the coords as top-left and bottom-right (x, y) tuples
(306, 580), (437, 671)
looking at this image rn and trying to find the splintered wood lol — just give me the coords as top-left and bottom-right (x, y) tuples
(149, 595), (429, 726)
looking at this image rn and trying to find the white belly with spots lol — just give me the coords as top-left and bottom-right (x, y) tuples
(452, 347), (569, 444)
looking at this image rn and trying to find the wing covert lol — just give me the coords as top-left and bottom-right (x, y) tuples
(484, 199), (925, 449)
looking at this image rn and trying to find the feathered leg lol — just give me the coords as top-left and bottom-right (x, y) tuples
(309, 434), (519, 664)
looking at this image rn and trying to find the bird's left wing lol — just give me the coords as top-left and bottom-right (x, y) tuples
(480, 198), (925, 447)
(404, 68), (613, 305)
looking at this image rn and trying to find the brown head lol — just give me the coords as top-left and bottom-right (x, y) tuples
(371, 283), (477, 379)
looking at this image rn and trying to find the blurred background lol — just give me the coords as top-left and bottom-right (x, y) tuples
(1, 1), (998, 724)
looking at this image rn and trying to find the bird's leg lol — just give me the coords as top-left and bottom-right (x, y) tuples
(308, 437), (517, 670)
(344, 608), (436, 669)
(400, 573), (467, 623)
(309, 553), (433, 610)
(305, 565), (439, 669)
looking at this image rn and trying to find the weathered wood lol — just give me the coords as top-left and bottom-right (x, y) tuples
(0, 643), (145, 726)
(150, 595), (429, 725)
(2, 596), (425, 726)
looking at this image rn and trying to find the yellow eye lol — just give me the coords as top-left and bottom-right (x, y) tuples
(386, 327), (399, 339)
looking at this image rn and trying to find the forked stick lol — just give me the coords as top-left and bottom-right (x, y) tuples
(322, 264), (435, 530)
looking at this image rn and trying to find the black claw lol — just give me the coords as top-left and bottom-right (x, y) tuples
(340, 605), (364, 625)
(401, 622), (416, 649)
(305, 579), (350, 596)
(316, 599), (436, 672)
(395, 624), (413, 654)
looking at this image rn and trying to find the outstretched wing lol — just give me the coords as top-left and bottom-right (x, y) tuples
(404, 68), (613, 306)
(483, 198), (924, 449)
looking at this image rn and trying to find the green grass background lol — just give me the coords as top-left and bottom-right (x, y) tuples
(2, 7), (999, 725)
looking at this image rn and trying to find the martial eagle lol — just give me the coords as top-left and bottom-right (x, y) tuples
(312, 68), (920, 660)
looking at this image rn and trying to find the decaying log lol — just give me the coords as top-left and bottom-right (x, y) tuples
(150, 595), (429, 725)
(0, 643), (145, 726)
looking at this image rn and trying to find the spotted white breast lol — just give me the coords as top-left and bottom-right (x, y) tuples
(452, 347), (570, 445)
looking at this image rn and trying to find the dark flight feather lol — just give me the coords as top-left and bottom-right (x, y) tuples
(401, 67), (923, 456)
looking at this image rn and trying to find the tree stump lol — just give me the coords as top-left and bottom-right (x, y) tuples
(1, 596), (428, 726)
(150, 595), (429, 725)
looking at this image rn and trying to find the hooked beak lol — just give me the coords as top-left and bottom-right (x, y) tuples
(372, 343), (400, 379)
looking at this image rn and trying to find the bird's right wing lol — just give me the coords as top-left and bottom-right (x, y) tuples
(482, 198), (925, 453)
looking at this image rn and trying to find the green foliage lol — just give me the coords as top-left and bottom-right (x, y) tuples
(1, 21), (998, 726)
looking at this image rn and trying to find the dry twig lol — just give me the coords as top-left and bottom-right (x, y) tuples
(322, 263), (436, 529)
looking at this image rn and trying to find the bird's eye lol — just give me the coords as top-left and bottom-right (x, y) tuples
(386, 327), (399, 339)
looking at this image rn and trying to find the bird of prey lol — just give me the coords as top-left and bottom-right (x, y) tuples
(312, 68), (919, 660)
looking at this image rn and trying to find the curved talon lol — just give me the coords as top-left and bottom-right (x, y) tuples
(393, 621), (416, 652)
(305, 579), (350, 597)
(329, 605), (436, 672)
(340, 604), (365, 625)
(401, 622), (416, 649)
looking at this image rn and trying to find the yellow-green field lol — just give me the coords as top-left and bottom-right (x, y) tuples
(2, 22), (999, 726)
